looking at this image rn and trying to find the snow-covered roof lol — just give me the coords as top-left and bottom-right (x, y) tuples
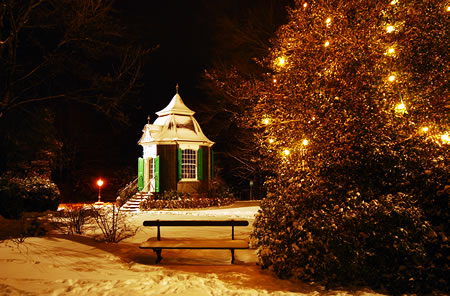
(138, 88), (214, 147)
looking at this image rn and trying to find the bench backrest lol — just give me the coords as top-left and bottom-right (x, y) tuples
(143, 220), (249, 240)
(143, 220), (249, 227)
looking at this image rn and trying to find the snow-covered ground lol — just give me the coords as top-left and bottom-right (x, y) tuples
(0, 203), (384, 295)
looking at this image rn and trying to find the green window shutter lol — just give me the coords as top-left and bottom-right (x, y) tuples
(155, 156), (160, 193)
(138, 157), (144, 191)
(197, 148), (203, 180)
(177, 148), (182, 181)
(211, 150), (214, 179)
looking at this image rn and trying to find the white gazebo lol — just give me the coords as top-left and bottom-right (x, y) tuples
(137, 85), (214, 194)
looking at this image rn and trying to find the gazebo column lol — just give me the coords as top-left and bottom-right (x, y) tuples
(143, 158), (149, 192)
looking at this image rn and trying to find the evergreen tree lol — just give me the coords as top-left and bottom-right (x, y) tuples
(212, 0), (449, 293)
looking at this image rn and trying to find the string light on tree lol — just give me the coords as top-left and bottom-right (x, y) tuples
(263, 118), (270, 125)
(324, 41), (330, 47)
(386, 25), (395, 33)
(269, 138), (275, 144)
(385, 47), (396, 56)
(395, 102), (407, 114)
(388, 74), (396, 82)
(283, 149), (290, 156)
(326, 17), (331, 27)
(303, 2), (307, 8)
(275, 56), (286, 67)
(421, 126), (429, 133)
(441, 133), (449, 144)
(302, 139), (309, 146)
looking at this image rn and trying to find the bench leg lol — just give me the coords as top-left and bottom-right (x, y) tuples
(230, 249), (235, 264)
(153, 248), (162, 264)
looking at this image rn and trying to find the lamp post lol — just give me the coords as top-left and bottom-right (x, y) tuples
(97, 179), (104, 204)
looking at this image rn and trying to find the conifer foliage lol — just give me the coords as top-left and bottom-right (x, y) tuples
(215, 0), (449, 293)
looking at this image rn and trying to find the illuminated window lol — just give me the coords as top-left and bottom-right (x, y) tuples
(148, 158), (154, 179)
(182, 149), (197, 179)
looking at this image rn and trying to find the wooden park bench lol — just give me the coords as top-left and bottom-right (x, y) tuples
(139, 220), (249, 264)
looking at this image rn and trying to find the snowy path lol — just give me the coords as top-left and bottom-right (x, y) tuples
(0, 204), (383, 295)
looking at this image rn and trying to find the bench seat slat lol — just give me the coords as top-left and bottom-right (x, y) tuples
(140, 239), (249, 249)
(143, 220), (249, 227)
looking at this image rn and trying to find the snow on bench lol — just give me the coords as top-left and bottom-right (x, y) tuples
(139, 220), (249, 264)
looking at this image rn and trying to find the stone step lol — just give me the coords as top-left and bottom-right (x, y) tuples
(120, 193), (154, 212)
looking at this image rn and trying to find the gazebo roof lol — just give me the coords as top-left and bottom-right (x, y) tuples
(138, 87), (214, 146)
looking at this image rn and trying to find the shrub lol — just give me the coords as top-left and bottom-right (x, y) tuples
(207, 181), (234, 199)
(140, 194), (235, 211)
(56, 205), (93, 235)
(90, 204), (136, 242)
(156, 189), (191, 201)
(0, 173), (60, 219)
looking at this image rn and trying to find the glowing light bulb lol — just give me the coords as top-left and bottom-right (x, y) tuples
(302, 139), (309, 146)
(388, 47), (395, 54)
(263, 118), (270, 125)
(303, 2), (307, 8)
(390, 0), (398, 4)
(389, 75), (396, 82)
(441, 134), (449, 144)
(395, 102), (406, 114)
(324, 41), (330, 47)
(283, 149), (290, 156)
(421, 127), (429, 132)
(386, 25), (395, 33)
(269, 138), (274, 143)
(97, 179), (104, 187)
(447, 6), (450, 12)
(273, 78), (277, 83)
(326, 17), (331, 26)
(276, 56), (286, 67)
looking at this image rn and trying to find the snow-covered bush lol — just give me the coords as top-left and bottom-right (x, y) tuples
(156, 189), (191, 201)
(251, 137), (448, 294)
(140, 195), (235, 210)
(91, 204), (136, 242)
(56, 205), (93, 235)
(0, 173), (60, 219)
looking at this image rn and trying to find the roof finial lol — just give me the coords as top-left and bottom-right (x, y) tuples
(176, 83), (179, 94)
(147, 115), (151, 124)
